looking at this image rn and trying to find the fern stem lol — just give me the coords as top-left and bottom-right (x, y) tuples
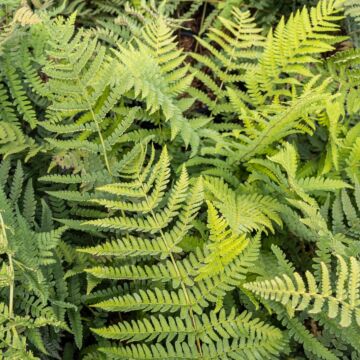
(137, 175), (204, 358)
(52, 24), (112, 175)
(0, 213), (15, 321)
(237, 94), (322, 162)
(195, 2), (208, 53)
(8, 253), (14, 318)
(78, 82), (112, 175)
(85, 96), (112, 175)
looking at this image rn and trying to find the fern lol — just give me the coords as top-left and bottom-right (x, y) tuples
(79, 146), (285, 358)
(0, 0), (359, 357)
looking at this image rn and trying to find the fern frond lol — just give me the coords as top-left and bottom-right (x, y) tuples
(195, 202), (250, 280)
(250, 0), (345, 101)
(345, 0), (360, 24)
(92, 287), (203, 317)
(190, 8), (264, 114)
(245, 255), (360, 327)
(3, 55), (37, 128)
(205, 176), (283, 234)
(93, 308), (282, 344)
(100, 336), (284, 360)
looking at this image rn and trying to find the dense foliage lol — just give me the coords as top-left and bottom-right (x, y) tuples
(0, 0), (360, 359)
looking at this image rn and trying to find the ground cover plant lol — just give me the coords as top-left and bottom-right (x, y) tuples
(0, 0), (360, 359)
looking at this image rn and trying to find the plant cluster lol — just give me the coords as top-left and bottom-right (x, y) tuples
(0, 0), (360, 359)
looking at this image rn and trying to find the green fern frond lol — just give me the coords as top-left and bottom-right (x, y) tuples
(3, 54), (37, 128)
(271, 302), (339, 360)
(345, 0), (360, 24)
(249, 142), (351, 206)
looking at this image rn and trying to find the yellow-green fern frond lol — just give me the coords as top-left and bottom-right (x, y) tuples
(92, 308), (282, 346)
(190, 8), (264, 115)
(245, 255), (360, 327)
(205, 176), (283, 234)
(195, 202), (250, 280)
(249, 0), (345, 102)
(99, 335), (285, 360)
